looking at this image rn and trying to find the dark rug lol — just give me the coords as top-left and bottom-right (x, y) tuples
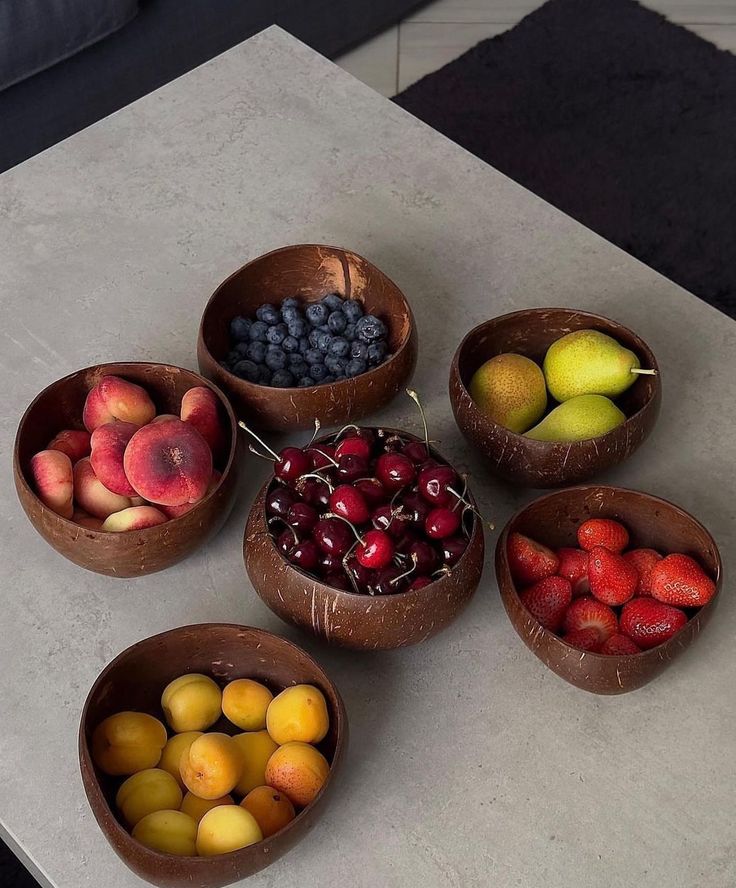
(395, 0), (736, 319)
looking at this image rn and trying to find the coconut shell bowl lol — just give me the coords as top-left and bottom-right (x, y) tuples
(495, 486), (722, 694)
(14, 362), (240, 577)
(449, 308), (661, 488)
(244, 427), (485, 651)
(79, 623), (348, 887)
(197, 244), (418, 431)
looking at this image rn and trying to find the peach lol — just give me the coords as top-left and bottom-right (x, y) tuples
(179, 733), (243, 800)
(181, 386), (227, 460)
(159, 731), (202, 788)
(83, 375), (156, 431)
(241, 786), (295, 838)
(180, 791), (235, 824)
(161, 673), (222, 733)
(101, 505), (168, 532)
(91, 711), (167, 776)
(265, 742), (329, 808)
(266, 684), (329, 745)
(30, 450), (73, 518)
(72, 509), (104, 530)
(124, 419), (212, 507)
(47, 429), (91, 463)
(231, 731), (279, 796)
(132, 810), (197, 856)
(116, 768), (182, 827)
(90, 421), (138, 495)
(160, 470), (221, 519)
(196, 806), (262, 856)
(73, 457), (132, 518)
(151, 414), (179, 424)
(222, 679), (273, 731)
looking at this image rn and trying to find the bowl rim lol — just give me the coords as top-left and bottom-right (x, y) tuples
(14, 361), (239, 536)
(78, 622), (348, 864)
(495, 483), (723, 660)
(198, 242), (416, 393)
(450, 307), (661, 448)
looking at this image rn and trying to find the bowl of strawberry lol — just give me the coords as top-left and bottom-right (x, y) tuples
(242, 399), (485, 650)
(496, 486), (721, 693)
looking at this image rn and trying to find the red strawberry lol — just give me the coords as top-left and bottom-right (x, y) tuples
(563, 596), (618, 642)
(556, 547), (589, 596)
(623, 548), (662, 596)
(519, 576), (572, 631)
(650, 554), (716, 607)
(620, 598), (687, 650)
(588, 546), (638, 606)
(577, 518), (629, 553)
(507, 532), (559, 585)
(600, 633), (641, 655)
(562, 628), (603, 652)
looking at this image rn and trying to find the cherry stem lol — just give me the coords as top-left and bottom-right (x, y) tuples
(391, 553), (418, 585)
(432, 566), (452, 579)
(297, 473), (335, 493)
(449, 476), (469, 514)
(248, 443), (276, 462)
(307, 418), (322, 446)
(309, 448), (339, 468)
(238, 421), (280, 460)
(406, 388), (429, 448)
(326, 512), (363, 544)
(269, 516), (299, 545)
(334, 423), (361, 440)
(631, 368), (657, 375)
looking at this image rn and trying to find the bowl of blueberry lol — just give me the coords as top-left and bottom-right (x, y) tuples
(198, 244), (418, 430)
(241, 393), (486, 650)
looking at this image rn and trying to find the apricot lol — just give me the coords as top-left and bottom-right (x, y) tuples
(83, 375), (156, 431)
(160, 470), (221, 519)
(266, 684), (329, 745)
(73, 457), (132, 519)
(222, 679), (273, 731)
(90, 421), (138, 495)
(47, 429), (91, 463)
(241, 786), (295, 838)
(161, 673), (222, 733)
(231, 731), (279, 796)
(72, 509), (104, 530)
(159, 731), (202, 788)
(101, 505), (168, 532)
(116, 768), (182, 827)
(91, 711), (167, 776)
(265, 742), (329, 808)
(132, 810), (197, 856)
(196, 806), (262, 856)
(30, 450), (73, 518)
(179, 733), (242, 800)
(180, 791), (234, 824)
(124, 419), (212, 507)
(181, 386), (227, 460)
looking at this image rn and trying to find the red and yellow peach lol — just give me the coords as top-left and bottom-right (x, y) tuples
(83, 376), (156, 432)
(102, 506), (168, 532)
(30, 450), (74, 518)
(74, 457), (132, 519)
(47, 429), (91, 463)
(181, 386), (226, 460)
(90, 422), (138, 496)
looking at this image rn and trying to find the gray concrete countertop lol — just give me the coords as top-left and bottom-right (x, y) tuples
(0, 25), (733, 888)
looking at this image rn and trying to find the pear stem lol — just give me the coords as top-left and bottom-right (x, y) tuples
(630, 368), (657, 376)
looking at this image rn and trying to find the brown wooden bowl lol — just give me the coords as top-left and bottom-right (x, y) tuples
(449, 308), (661, 487)
(197, 244), (418, 431)
(244, 428), (485, 650)
(79, 623), (348, 887)
(495, 486), (722, 694)
(14, 362), (241, 577)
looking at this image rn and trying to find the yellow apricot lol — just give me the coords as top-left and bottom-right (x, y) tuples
(196, 806), (262, 856)
(231, 731), (278, 796)
(241, 785), (295, 838)
(92, 711), (167, 776)
(222, 679), (273, 731)
(179, 732), (242, 800)
(158, 731), (202, 788)
(265, 742), (329, 808)
(116, 768), (182, 827)
(161, 674), (222, 733)
(180, 791), (235, 824)
(266, 684), (329, 745)
(132, 810), (197, 856)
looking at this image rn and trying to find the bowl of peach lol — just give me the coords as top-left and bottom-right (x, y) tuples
(79, 623), (347, 887)
(14, 362), (240, 576)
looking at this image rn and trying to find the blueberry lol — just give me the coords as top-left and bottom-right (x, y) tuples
(265, 348), (287, 371)
(316, 331), (333, 353)
(282, 335), (300, 353)
(325, 355), (347, 376)
(281, 306), (299, 324)
(350, 340), (368, 361)
(282, 296), (300, 310)
(346, 358), (367, 378)
(233, 360), (259, 382)
(298, 376), (314, 388)
(305, 348), (324, 366)
(308, 329), (321, 348)
(322, 293), (344, 311)
(249, 320), (269, 341)
(290, 360), (308, 378)
(368, 341), (388, 365)
(266, 324), (288, 345)
(328, 337), (350, 358)
(287, 318), (307, 338)
(327, 310), (347, 334)
(229, 315), (252, 341)
(309, 363), (328, 382)
(246, 341), (266, 363)
(298, 337), (310, 354)
(288, 351), (305, 366)
(270, 369), (295, 388)
(256, 304), (280, 325)
(226, 349), (241, 365)
(256, 365), (272, 385)
(306, 303), (329, 327)
(344, 323), (356, 341)
(343, 300), (364, 323)
(235, 341), (251, 357)
(322, 375), (336, 384)
(355, 315), (387, 343)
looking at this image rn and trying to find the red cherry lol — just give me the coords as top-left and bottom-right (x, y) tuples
(342, 427), (375, 447)
(299, 477), (330, 510)
(275, 447), (311, 483)
(400, 489), (431, 527)
(409, 576), (433, 590)
(335, 436), (371, 461)
(403, 441), (429, 464)
(286, 502), (319, 533)
(356, 529), (394, 569)
(418, 465), (458, 506)
(345, 555), (376, 592)
(313, 517), (353, 557)
(354, 478), (387, 506)
(373, 564), (409, 595)
(323, 572), (351, 591)
(275, 528), (295, 555)
(408, 540), (439, 574)
(442, 535), (468, 565)
(307, 444), (336, 470)
(329, 484), (370, 524)
(372, 503), (411, 539)
(266, 486), (296, 518)
(288, 539), (319, 570)
(375, 452), (416, 491)
(336, 454), (369, 483)
(425, 507), (461, 539)
(319, 551), (343, 573)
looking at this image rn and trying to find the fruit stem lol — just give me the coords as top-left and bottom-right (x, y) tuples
(326, 512), (363, 544)
(309, 448), (339, 468)
(269, 516), (299, 545)
(630, 368), (657, 375)
(334, 423), (361, 440)
(391, 553), (418, 586)
(238, 421), (280, 460)
(406, 388), (429, 448)
(298, 473), (335, 493)
(248, 443), (276, 462)
(307, 418), (322, 446)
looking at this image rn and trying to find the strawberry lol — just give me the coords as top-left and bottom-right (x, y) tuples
(556, 547), (589, 596)
(620, 598), (687, 649)
(577, 518), (629, 553)
(650, 554), (716, 607)
(563, 596), (618, 642)
(562, 628), (603, 652)
(623, 548), (662, 596)
(507, 532), (559, 585)
(519, 576), (572, 631)
(600, 633), (641, 655)
(588, 546), (638, 606)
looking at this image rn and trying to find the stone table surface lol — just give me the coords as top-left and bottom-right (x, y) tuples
(1, 25), (734, 888)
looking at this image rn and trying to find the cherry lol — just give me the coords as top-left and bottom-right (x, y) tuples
(288, 539), (319, 570)
(380, 434), (405, 453)
(299, 477), (331, 510)
(354, 478), (387, 506)
(335, 436), (371, 461)
(324, 572), (351, 591)
(400, 489), (431, 527)
(442, 535), (468, 566)
(408, 539), (439, 574)
(417, 465), (459, 506)
(409, 576), (433, 590)
(339, 426), (375, 447)
(375, 452), (415, 491)
(307, 444), (336, 470)
(319, 550), (343, 573)
(274, 446), (311, 483)
(336, 454), (369, 483)
(373, 564), (409, 595)
(266, 486), (296, 518)
(356, 529), (394, 569)
(403, 441), (429, 464)
(276, 528), (296, 555)
(425, 507), (461, 539)
(345, 556), (376, 593)
(329, 484), (370, 524)
(372, 503), (411, 539)
(313, 517), (354, 557)
(286, 502), (319, 534)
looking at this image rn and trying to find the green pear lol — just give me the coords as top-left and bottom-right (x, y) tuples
(525, 394), (625, 442)
(469, 353), (547, 433)
(543, 329), (655, 402)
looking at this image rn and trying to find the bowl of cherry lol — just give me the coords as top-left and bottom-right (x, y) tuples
(242, 395), (486, 650)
